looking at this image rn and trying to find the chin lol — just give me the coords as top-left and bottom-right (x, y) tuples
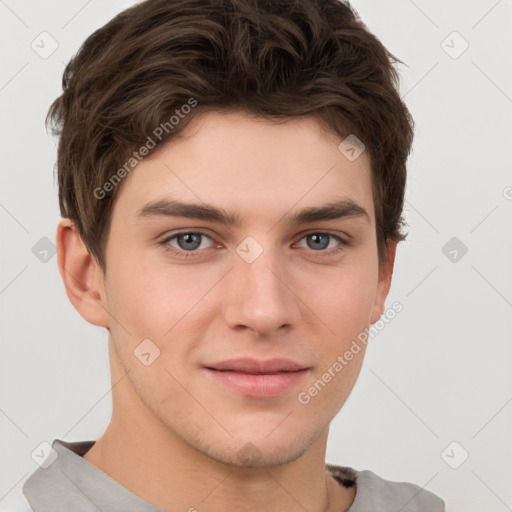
(203, 442), (307, 468)
(184, 427), (321, 469)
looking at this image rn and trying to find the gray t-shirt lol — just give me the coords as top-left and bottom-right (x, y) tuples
(2, 439), (445, 511)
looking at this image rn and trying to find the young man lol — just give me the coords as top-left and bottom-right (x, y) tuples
(15, 0), (445, 510)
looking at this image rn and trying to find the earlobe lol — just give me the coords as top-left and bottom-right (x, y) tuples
(369, 240), (398, 325)
(56, 219), (110, 328)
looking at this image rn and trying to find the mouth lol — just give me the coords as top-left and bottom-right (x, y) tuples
(204, 358), (310, 398)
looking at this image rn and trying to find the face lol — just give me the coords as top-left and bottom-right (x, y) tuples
(97, 110), (393, 467)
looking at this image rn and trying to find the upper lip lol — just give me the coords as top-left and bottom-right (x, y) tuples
(205, 358), (308, 374)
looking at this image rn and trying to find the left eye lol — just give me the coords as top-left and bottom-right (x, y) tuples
(295, 232), (343, 251)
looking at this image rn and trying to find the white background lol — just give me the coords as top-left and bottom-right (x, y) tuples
(1, 1), (511, 511)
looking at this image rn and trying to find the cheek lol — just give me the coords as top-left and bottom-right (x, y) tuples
(106, 257), (186, 328)
(304, 263), (378, 341)
(103, 262), (200, 405)
(104, 257), (221, 359)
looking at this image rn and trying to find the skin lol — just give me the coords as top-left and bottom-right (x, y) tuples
(57, 110), (396, 512)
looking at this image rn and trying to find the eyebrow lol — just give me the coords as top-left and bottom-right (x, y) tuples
(136, 197), (371, 226)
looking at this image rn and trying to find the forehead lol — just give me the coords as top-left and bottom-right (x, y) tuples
(113, 110), (374, 225)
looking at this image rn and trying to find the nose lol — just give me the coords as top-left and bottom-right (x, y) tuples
(222, 244), (301, 338)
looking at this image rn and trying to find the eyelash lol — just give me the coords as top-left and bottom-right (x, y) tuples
(158, 230), (349, 259)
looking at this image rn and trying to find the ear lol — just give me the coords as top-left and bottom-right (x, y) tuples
(56, 218), (110, 328)
(369, 239), (398, 325)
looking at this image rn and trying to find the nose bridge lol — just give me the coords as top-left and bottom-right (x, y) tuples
(223, 237), (300, 335)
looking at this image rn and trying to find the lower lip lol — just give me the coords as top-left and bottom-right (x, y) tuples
(205, 368), (309, 398)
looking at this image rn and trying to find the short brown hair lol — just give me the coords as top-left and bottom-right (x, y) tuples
(47, 0), (414, 273)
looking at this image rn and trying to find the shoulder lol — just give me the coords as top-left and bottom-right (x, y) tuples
(326, 464), (445, 512)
